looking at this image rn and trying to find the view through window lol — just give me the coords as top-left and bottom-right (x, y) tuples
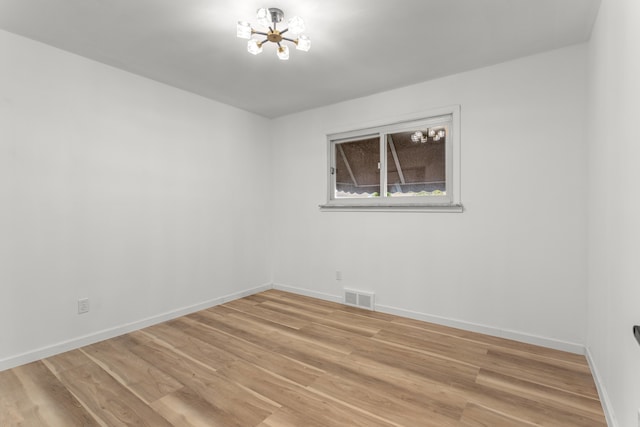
(326, 108), (459, 210)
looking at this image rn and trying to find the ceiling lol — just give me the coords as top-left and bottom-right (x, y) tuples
(0, 0), (601, 118)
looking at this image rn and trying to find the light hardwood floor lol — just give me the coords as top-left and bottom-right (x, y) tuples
(0, 290), (606, 426)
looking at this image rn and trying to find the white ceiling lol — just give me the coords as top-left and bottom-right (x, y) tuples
(0, 0), (600, 118)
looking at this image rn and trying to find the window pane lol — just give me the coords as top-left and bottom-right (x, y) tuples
(335, 137), (380, 198)
(386, 126), (447, 197)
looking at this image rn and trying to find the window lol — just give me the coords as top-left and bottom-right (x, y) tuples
(321, 106), (462, 212)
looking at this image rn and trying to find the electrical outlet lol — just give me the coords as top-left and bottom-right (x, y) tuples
(78, 298), (90, 314)
(336, 271), (342, 281)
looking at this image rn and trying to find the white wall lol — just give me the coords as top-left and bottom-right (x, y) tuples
(6, 12), (638, 425)
(271, 44), (588, 351)
(0, 29), (272, 369)
(586, 0), (640, 425)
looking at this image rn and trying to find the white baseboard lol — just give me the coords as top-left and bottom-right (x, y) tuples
(272, 283), (342, 303)
(0, 283), (272, 372)
(377, 303), (585, 355)
(2, 282), (588, 373)
(585, 347), (617, 427)
(272, 284), (584, 355)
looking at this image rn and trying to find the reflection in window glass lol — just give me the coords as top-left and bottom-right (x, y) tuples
(335, 137), (380, 198)
(386, 126), (447, 197)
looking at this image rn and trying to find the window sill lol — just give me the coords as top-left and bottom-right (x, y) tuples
(318, 203), (464, 213)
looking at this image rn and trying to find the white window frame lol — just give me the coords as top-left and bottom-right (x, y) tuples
(320, 105), (462, 212)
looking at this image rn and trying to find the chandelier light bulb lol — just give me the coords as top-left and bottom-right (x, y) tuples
(288, 16), (306, 34)
(296, 35), (311, 51)
(247, 39), (263, 55)
(438, 130), (446, 138)
(277, 45), (290, 60)
(428, 129), (436, 138)
(256, 8), (271, 27)
(411, 131), (423, 143)
(237, 21), (252, 39)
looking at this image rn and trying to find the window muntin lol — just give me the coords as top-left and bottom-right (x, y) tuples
(326, 109), (459, 210)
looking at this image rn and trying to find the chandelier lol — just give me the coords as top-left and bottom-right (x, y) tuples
(411, 128), (446, 143)
(236, 8), (311, 60)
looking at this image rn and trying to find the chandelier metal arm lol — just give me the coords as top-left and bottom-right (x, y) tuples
(253, 30), (269, 36)
(281, 37), (296, 43)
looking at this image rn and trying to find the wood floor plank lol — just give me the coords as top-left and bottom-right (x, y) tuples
(193, 307), (353, 368)
(174, 316), (325, 386)
(378, 321), (490, 358)
(221, 303), (309, 334)
(254, 299), (339, 323)
(265, 289), (398, 322)
(1, 362), (100, 427)
(263, 296), (386, 331)
(258, 299), (383, 336)
(257, 406), (329, 427)
(253, 290), (338, 315)
(324, 309), (388, 334)
(223, 299), (309, 329)
(352, 338), (481, 388)
(0, 369), (31, 426)
(0, 290), (606, 426)
(390, 315), (588, 365)
(81, 338), (184, 404)
(57, 361), (173, 426)
(151, 386), (249, 427)
(475, 369), (606, 423)
(294, 321), (374, 353)
(342, 351), (471, 415)
(478, 348), (599, 399)
(143, 320), (237, 369)
(459, 402), (538, 427)
(130, 340), (279, 426)
(308, 371), (463, 426)
(42, 349), (93, 375)
(217, 359), (397, 427)
(452, 377), (605, 426)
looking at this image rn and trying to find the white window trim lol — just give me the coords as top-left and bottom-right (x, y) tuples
(320, 105), (462, 212)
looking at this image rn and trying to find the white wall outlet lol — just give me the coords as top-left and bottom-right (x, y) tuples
(336, 271), (342, 281)
(78, 298), (90, 314)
